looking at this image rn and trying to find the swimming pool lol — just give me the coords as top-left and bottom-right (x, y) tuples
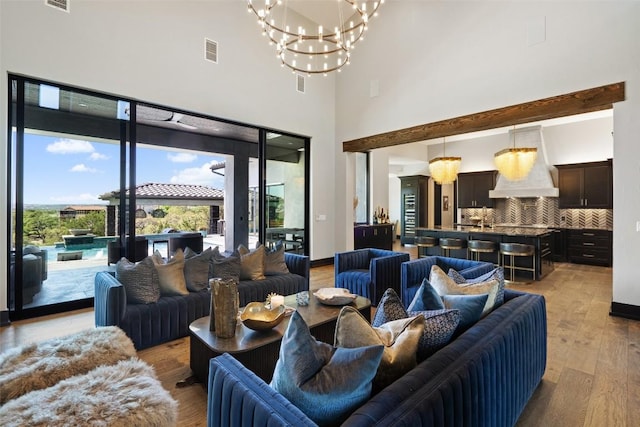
(43, 246), (108, 262)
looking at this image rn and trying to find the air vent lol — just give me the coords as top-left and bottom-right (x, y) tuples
(45, 0), (69, 12)
(205, 38), (218, 64)
(296, 74), (305, 94)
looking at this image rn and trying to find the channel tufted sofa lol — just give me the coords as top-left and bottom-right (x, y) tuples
(94, 252), (309, 350)
(207, 289), (547, 426)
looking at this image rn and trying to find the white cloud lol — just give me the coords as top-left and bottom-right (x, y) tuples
(70, 163), (98, 173)
(89, 152), (109, 160)
(49, 193), (105, 204)
(170, 161), (224, 187)
(47, 138), (95, 154)
(168, 152), (197, 163)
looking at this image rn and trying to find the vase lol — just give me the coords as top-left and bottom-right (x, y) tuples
(210, 278), (239, 338)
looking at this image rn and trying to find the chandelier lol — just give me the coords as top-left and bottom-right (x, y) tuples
(247, 0), (384, 75)
(428, 137), (461, 185)
(494, 127), (538, 181)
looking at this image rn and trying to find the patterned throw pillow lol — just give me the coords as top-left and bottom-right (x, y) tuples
(335, 306), (424, 393)
(115, 256), (160, 304)
(377, 287), (459, 360)
(430, 265), (498, 316)
(152, 248), (188, 296)
(270, 311), (384, 426)
(448, 267), (506, 307)
(184, 247), (214, 292)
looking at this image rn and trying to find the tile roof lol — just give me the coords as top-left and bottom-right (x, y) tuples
(100, 183), (224, 201)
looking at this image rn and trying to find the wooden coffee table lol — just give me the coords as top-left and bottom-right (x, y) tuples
(189, 292), (371, 384)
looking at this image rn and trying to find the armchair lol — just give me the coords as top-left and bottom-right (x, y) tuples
(334, 248), (410, 306)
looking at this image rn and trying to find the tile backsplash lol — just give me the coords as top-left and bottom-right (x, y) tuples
(460, 198), (613, 230)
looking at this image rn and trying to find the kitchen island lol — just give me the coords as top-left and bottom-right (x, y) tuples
(415, 225), (553, 280)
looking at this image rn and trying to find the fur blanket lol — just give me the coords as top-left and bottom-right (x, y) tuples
(0, 326), (136, 404)
(0, 358), (178, 426)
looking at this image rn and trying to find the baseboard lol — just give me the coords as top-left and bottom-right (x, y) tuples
(609, 301), (640, 321)
(310, 257), (333, 268)
(0, 310), (10, 326)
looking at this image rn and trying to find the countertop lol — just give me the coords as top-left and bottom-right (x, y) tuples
(415, 226), (552, 237)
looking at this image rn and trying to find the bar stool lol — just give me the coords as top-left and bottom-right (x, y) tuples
(500, 243), (536, 283)
(439, 238), (466, 258)
(415, 236), (438, 258)
(467, 240), (496, 262)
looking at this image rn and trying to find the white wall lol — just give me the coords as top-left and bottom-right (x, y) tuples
(335, 1), (640, 307)
(0, 0), (337, 313)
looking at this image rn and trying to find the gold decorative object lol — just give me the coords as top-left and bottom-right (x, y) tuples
(494, 127), (538, 181)
(240, 302), (286, 331)
(429, 137), (461, 184)
(210, 278), (239, 338)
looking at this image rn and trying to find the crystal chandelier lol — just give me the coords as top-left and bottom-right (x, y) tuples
(247, 0), (384, 76)
(494, 127), (538, 181)
(428, 137), (461, 185)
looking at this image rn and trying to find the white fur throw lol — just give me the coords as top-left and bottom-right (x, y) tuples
(0, 358), (178, 426)
(0, 326), (136, 404)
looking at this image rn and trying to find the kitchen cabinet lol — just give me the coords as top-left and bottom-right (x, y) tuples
(457, 171), (497, 208)
(400, 175), (428, 245)
(557, 160), (612, 209)
(354, 224), (393, 250)
(567, 228), (612, 266)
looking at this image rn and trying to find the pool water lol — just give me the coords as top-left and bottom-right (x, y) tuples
(43, 246), (108, 262)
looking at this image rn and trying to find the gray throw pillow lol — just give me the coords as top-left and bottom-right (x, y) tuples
(184, 247), (213, 291)
(210, 255), (241, 283)
(264, 244), (290, 275)
(115, 256), (160, 304)
(270, 311), (384, 426)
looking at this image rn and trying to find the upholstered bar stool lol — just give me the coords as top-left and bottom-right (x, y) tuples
(415, 236), (438, 258)
(439, 238), (466, 258)
(500, 243), (536, 283)
(467, 240), (496, 262)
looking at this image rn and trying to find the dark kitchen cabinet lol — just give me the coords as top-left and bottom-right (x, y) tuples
(557, 160), (612, 209)
(354, 224), (393, 250)
(400, 175), (428, 245)
(567, 228), (612, 266)
(457, 171), (497, 208)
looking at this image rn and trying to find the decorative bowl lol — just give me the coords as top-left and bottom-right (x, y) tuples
(313, 288), (358, 306)
(240, 302), (286, 331)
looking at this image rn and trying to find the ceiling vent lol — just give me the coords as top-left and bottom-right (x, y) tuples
(204, 38), (218, 64)
(45, 0), (69, 12)
(296, 74), (305, 94)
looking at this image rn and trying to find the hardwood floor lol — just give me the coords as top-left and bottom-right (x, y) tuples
(1, 244), (634, 426)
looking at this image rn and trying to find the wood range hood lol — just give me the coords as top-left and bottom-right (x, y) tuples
(342, 82), (625, 153)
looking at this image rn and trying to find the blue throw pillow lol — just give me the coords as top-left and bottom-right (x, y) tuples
(270, 311), (383, 426)
(407, 278), (445, 311)
(374, 288), (460, 361)
(442, 293), (488, 334)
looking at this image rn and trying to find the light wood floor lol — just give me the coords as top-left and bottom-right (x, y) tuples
(1, 245), (634, 427)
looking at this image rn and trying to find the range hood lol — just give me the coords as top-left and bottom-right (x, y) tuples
(489, 126), (559, 198)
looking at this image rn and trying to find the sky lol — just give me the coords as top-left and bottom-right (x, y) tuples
(21, 133), (227, 205)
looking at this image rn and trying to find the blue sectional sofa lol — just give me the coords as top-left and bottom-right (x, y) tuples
(401, 256), (495, 307)
(207, 289), (547, 426)
(94, 252), (309, 350)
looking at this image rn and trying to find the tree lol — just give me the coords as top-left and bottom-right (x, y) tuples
(23, 210), (58, 243)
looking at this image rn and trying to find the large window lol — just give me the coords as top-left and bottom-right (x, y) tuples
(7, 76), (309, 320)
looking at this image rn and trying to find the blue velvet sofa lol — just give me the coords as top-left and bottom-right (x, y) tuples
(94, 253), (309, 350)
(335, 248), (410, 306)
(206, 289), (547, 426)
(401, 256), (495, 308)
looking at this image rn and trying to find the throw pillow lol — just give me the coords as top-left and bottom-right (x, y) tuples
(263, 243), (290, 275)
(335, 305), (424, 392)
(115, 256), (160, 304)
(270, 311), (384, 426)
(430, 265), (498, 316)
(210, 255), (241, 283)
(441, 293), (488, 333)
(407, 278), (445, 311)
(152, 248), (189, 296)
(448, 267), (506, 307)
(184, 247), (213, 292)
(239, 245), (266, 280)
(375, 288), (459, 361)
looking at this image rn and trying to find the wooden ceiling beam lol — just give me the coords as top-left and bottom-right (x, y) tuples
(343, 82), (625, 152)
